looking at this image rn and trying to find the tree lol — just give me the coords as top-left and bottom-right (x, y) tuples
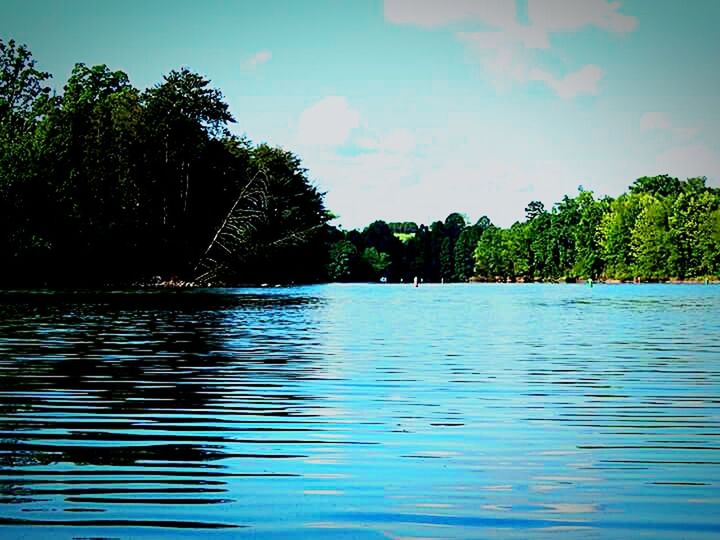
(453, 225), (482, 281)
(597, 194), (641, 280)
(474, 225), (506, 280)
(39, 64), (143, 281)
(388, 221), (418, 234)
(0, 38), (52, 130)
(698, 207), (720, 276)
(222, 144), (330, 283)
(361, 247), (390, 279)
(552, 194), (581, 278)
(0, 39), (55, 283)
(444, 212), (467, 240)
(506, 222), (531, 280)
(439, 237), (453, 280)
(3, 38), (719, 286)
(668, 189), (719, 278)
(630, 175), (681, 198)
(572, 190), (607, 279)
(140, 68), (236, 275)
(327, 240), (358, 281)
(525, 200), (545, 221)
(528, 211), (554, 280)
(631, 194), (672, 280)
(475, 215), (491, 231)
(362, 220), (405, 280)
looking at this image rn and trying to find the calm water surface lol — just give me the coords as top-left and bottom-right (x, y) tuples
(1, 284), (719, 539)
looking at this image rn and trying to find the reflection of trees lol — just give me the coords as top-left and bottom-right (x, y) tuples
(0, 290), (323, 504)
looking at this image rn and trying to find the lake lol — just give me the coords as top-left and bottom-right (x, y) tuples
(1, 284), (719, 539)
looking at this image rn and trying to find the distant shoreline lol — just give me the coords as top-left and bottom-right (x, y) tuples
(1, 279), (718, 292)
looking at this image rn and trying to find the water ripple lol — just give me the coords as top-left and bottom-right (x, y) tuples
(1, 284), (719, 539)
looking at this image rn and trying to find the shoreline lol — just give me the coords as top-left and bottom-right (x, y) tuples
(1, 279), (719, 292)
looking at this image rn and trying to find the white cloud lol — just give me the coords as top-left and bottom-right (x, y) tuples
(458, 31), (534, 90)
(529, 65), (604, 98)
(673, 127), (699, 139)
(640, 112), (671, 131)
(302, 145), (417, 227)
(385, 0), (636, 35)
(527, 0), (637, 34)
(311, 126), (718, 229)
(243, 50), (272, 69)
(639, 112), (699, 140)
(356, 129), (416, 154)
(298, 115), (589, 229)
(384, 0), (516, 29)
(655, 143), (720, 182)
(385, 0), (636, 98)
(458, 26), (549, 50)
(297, 96), (361, 147)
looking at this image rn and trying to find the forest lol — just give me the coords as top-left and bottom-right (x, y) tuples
(2, 38), (719, 286)
(329, 175), (720, 283)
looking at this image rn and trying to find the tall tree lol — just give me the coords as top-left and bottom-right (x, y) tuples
(597, 194), (641, 280)
(453, 225), (482, 281)
(40, 64), (142, 281)
(0, 38), (54, 282)
(631, 194), (672, 280)
(141, 68), (236, 275)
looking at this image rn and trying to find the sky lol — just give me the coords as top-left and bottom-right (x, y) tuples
(2, 0), (720, 229)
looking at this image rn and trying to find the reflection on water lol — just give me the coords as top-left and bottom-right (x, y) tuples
(0, 284), (719, 539)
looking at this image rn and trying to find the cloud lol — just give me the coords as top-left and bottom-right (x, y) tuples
(297, 113), (591, 229)
(640, 112), (699, 139)
(654, 143), (720, 182)
(527, 0), (637, 34)
(458, 31), (534, 90)
(458, 27), (549, 50)
(356, 129), (416, 154)
(673, 127), (699, 139)
(529, 65), (604, 98)
(384, 0), (516, 29)
(385, 0), (637, 34)
(297, 96), (361, 147)
(640, 112), (671, 131)
(385, 0), (636, 97)
(243, 50), (272, 69)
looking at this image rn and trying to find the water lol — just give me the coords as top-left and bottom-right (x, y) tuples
(1, 284), (719, 539)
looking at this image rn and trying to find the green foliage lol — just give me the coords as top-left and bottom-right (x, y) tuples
(469, 179), (720, 283)
(597, 194), (641, 280)
(524, 201), (545, 221)
(630, 194), (672, 279)
(0, 39), (329, 285)
(668, 187), (719, 278)
(630, 175), (681, 198)
(394, 232), (415, 242)
(572, 191), (608, 279)
(444, 212), (468, 239)
(1, 39), (55, 281)
(1, 40), (718, 286)
(453, 225), (482, 281)
(439, 237), (453, 280)
(388, 221), (418, 234)
(362, 247), (391, 277)
(474, 225), (506, 279)
(0, 38), (52, 130)
(327, 240), (358, 281)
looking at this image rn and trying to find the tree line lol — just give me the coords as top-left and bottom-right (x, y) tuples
(328, 177), (720, 283)
(1, 38), (331, 286)
(2, 38), (719, 286)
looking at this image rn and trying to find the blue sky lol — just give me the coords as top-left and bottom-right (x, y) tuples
(2, 0), (719, 228)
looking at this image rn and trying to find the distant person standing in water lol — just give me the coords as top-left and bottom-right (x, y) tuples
(413, 276), (419, 287)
